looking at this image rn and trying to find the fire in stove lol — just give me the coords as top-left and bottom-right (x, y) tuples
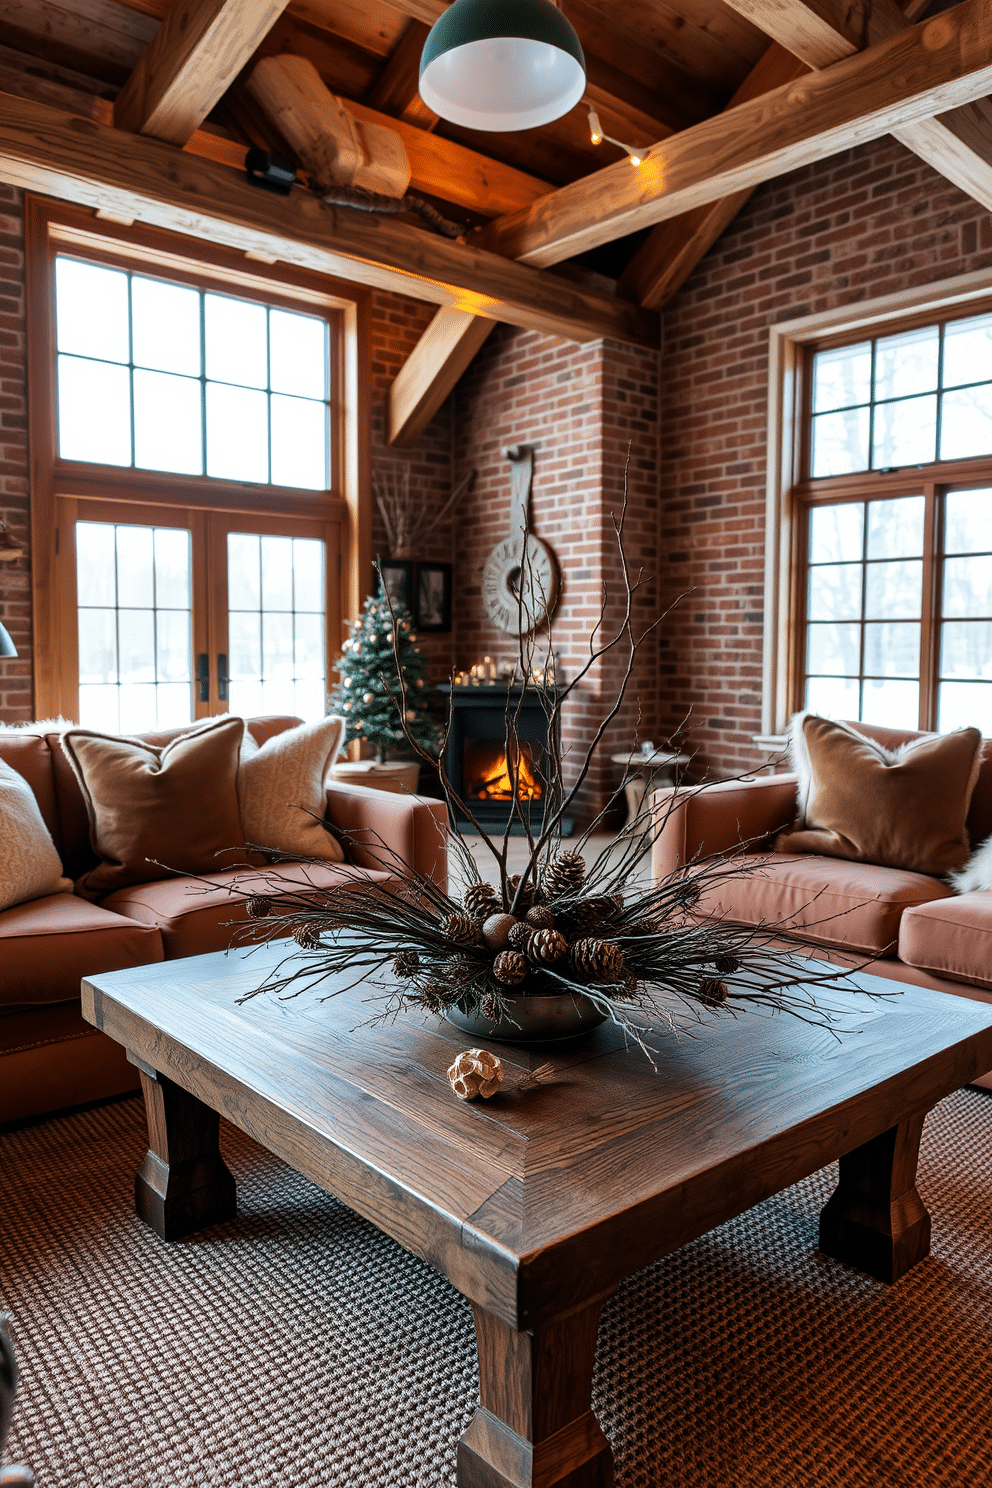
(466, 740), (543, 801)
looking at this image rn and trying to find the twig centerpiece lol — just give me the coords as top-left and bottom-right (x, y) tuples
(237, 488), (878, 1059)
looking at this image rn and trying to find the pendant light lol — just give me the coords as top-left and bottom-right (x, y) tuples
(419, 0), (586, 133)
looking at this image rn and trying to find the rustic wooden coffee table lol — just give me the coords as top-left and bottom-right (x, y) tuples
(82, 946), (992, 1488)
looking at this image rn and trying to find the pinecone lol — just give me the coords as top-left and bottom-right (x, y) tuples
(439, 912), (483, 947)
(507, 922), (533, 952)
(292, 922), (321, 950)
(558, 899), (605, 937)
(528, 928), (568, 965)
(463, 882), (499, 920)
(418, 981), (449, 1015)
(480, 993), (503, 1021)
(493, 950), (528, 985)
(393, 949), (420, 978)
(697, 977), (729, 1007)
(245, 894), (273, 919)
(525, 905), (554, 930)
(541, 850), (586, 900)
(714, 953), (740, 975)
(569, 937), (625, 983)
(584, 894), (623, 924)
(506, 874), (535, 911)
(616, 969), (640, 1001)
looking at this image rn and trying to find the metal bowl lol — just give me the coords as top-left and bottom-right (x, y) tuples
(446, 991), (607, 1043)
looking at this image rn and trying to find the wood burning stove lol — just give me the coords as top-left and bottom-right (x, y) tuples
(438, 683), (573, 835)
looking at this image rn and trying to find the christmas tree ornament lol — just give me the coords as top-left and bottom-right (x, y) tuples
(447, 1048), (503, 1101)
(482, 912), (517, 949)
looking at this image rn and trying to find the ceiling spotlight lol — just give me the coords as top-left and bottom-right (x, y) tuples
(420, 0), (586, 133)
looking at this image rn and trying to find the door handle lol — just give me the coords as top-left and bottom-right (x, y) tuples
(197, 653), (210, 703)
(217, 652), (229, 702)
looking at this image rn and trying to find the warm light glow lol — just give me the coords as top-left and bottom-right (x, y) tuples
(468, 742), (543, 801)
(587, 105), (603, 145)
(629, 154), (642, 167)
(586, 110), (648, 166)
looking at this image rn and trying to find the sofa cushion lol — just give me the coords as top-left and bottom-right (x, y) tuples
(697, 852), (954, 957)
(899, 893), (992, 991)
(0, 756), (71, 911)
(778, 714), (981, 877)
(0, 732), (60, 845)
(62, 715), (247, 900)
(101, 860), (393, 959)
(0, 893), (164, 1010)
(239, 716), (346, 862)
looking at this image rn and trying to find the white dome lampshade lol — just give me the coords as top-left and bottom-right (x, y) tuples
(419, 0), (586, 133)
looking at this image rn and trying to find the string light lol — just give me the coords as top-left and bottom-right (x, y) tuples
(586, 105), (644, 166)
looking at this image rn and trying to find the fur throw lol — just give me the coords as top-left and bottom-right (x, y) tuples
(949, 835), (992, 893)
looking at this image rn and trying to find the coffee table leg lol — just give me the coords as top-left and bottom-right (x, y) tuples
(458, 1295), (614, 1488)
(819, 1110), (931, 1283)
(134, 1066), (237, 1241)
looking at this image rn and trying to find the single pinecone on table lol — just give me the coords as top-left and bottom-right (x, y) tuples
(507, 922), (533, 952)
(528, 928), (568, 965)
(541, 850), (586, 900)
(525, 905), (554, 930)
(439, 912), (483, 947)
(292, 921), (321, 950)
(393, 949), (420, 978)
(697, 976), (729, 1006)
(245, 894), (273, 919)
(493, 950), (528, 985)
(462, 881), (499, 920)
(569, 937), (626, 982)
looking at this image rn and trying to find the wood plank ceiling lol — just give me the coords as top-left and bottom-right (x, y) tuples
(1, 0), (991, 444)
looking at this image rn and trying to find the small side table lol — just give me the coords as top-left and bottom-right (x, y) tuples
(329, 759), (421, 795)
(611, 748), (689, 823)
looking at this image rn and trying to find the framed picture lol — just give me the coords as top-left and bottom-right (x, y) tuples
(376, 557), (413, 612)
(415, 561), (452, 632)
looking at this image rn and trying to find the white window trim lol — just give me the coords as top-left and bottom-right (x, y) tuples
(762, 264), (992, 737)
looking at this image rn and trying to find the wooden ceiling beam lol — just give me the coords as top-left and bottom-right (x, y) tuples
(618, 43), (808, 310)
(114, 0), (293, 144)
(364, 18), (438, 131)
(478, 0), (992, 268)
(389, 309), (495, 445)
(721, 0), (992, 214)
(0, 92), (657, 348)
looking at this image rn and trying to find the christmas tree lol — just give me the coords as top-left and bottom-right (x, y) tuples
(328, 593), (440, 763)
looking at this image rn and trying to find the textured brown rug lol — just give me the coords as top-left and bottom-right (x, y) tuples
(1, 1088), (990, 1488)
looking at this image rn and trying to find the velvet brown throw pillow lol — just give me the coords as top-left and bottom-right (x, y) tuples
(62, 716), (246, 900)
(776, 714), (981, 877)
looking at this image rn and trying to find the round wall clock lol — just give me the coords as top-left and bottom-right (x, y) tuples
(482, 446), (559, 635)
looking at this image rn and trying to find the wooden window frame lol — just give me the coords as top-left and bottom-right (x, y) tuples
(763, 266), (992, 737)
(25, 195), (371, 720)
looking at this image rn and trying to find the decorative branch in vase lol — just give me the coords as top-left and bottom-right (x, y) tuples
(233, 479), (882, 1060)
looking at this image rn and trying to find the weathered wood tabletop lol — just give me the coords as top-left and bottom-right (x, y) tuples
(82, 945), (992, 1488)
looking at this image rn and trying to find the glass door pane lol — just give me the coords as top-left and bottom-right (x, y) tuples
(75, 519), (194, 733)
(225, 529), (327, 722)
(938, 489), (992, 733)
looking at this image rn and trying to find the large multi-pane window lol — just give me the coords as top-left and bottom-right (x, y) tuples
(55, 256), (331, 490)
(28, 201), (348, 730)
(799, 309), (992, 735)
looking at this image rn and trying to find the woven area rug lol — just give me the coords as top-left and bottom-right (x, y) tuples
(1, 1087), (990, 1488)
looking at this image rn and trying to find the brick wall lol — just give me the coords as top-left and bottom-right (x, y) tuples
(658, 134), (992, 780)
(452, 325), (660, 822)
(0, 187), (32, 722)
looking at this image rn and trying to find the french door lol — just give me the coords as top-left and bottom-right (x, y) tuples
(53, 496), (341, 731)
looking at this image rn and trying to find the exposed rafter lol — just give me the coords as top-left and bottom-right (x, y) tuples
(114, 0), (292, 144)
(389, 310), (495, 445)
(721, 0), (992, 209)
(364, 19), (438, 132)
(0, 92), (658, 348)
(479, 0), (992, 268)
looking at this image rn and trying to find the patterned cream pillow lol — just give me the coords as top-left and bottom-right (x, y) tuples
(0, 756), (72, 910)
(239, 717), (346, 862)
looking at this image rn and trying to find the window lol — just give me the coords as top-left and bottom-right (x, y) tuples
(55, 257), (331, 489)
(27, 200), (363, 729)
(786, 301), (992, 737)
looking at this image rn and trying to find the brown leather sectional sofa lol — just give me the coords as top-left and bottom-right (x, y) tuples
(653, 721), (992, 1090)
(1, 716), (447, 1125)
